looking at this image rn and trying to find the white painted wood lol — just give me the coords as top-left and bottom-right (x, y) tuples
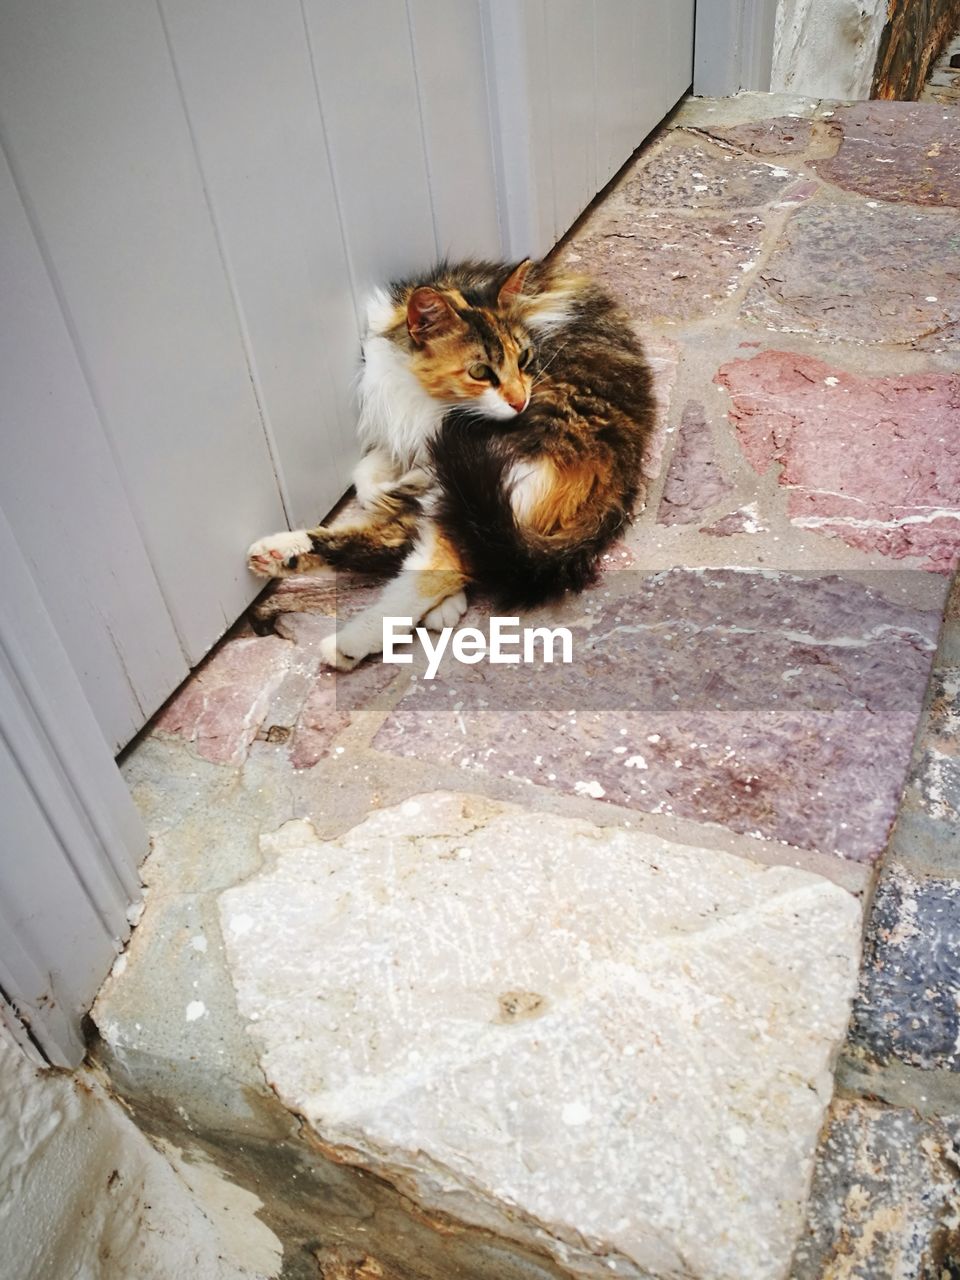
(301, 0), (439, 295)
(484, 0), (695, 257)
(158, 0), (360, 529)
(0, 507), (146, 1066)
(0, 0), (286, 668)
(0, 143), (188, 751)
(695, 0), (779, 95)
(481, 0), (545, 257)
(406, 0), (503, 261)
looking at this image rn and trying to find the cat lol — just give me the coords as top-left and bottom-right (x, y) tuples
(247, 257), (656, 671)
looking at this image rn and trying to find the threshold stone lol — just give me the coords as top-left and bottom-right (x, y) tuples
(220, 792), (862, 1280)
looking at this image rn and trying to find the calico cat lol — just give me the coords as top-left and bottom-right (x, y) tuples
(247, 258), (656, 670)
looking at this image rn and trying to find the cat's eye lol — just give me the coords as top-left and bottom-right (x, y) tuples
(468, 362), (494, 382)
(518, 347), (533, 370)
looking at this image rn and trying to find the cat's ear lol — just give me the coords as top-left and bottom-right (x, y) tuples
(498, 259), (535, 305)
(406, 287), (462, 346)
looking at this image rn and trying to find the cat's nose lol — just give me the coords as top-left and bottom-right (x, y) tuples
(504, 385), (528, 413)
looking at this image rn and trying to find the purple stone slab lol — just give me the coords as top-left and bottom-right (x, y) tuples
(718, 350), (960, 572)
(793, 1100), (960, 1279)
(741, 200), (960, 348)
(373, 571), (942, 861)
(656, 399), (734, 525)
(849, 864), (960, 1071)
(565, 212), (766, 324)
(621, 139), (798, 210)
(815, 101), (960, 207)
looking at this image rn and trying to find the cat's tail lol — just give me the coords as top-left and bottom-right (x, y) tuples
(429, 421), (627, 609)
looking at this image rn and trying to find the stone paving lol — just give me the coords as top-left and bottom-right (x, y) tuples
(92, 95), (960, 1280)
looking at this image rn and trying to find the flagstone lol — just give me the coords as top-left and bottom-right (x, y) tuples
(220, 793), (862, 1280)
(622, 138), (799, 210)
(792, 1100), (960, 1279)
(154, 634), (291, 766)
(373, 571), (940, 862)
(848, 864), (960, 1072)
(717, 350), (960, 572)
(656, 399), (734, 525)
(565, 212), (766, 323)
(814, 101), (960, 208)
(741, 200), (960, 348)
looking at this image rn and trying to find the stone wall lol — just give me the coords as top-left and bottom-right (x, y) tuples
(772, 0), (889, 99)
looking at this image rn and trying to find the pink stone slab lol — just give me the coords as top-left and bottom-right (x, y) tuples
(373, 571), (943, 862)
(717, 351), (960, 571)
(815, 102), (960, 208)
(155, 635), (291, 766)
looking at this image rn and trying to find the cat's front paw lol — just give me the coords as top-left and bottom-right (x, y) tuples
(421, 590), (468, 632)
(318, 632), (363, 672)
(247, 531), (313, 577)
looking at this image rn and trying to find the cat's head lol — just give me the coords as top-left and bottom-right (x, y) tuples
(404, 261), (535, 420)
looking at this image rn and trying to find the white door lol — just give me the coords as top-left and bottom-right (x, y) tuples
(0, 0), (695, 1062)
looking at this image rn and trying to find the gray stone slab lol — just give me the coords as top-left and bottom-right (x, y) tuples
(849, 864), (960, 1072)
(219, 792), (862, 1280)
(791, 1100), (960, 1279)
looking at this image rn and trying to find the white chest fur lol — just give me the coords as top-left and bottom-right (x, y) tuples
(356, 333), (446, 468)
(356, 289), (447, 468)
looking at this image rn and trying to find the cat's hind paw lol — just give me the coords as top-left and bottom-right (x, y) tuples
(421, 590), (468, 632)
(247, 530), (314, 577)
(318, 632), (363, 672)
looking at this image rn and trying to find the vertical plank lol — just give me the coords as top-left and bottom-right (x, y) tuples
(159, 0), (359, 529)
(543, 0), (597, 242)
(0, 506), (146, 1067)
(0, 0), (286, 667)
(302, 0), (438, 294)
(481, 0), (549, 258)
(407, 0), (502, 260)
(0, 147), (187, 749)
(594, 0), (641, 188)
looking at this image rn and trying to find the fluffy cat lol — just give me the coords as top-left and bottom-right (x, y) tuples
(247, 258), (655, 670)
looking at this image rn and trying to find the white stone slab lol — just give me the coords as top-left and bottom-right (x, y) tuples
(219, 793), (862, 1280)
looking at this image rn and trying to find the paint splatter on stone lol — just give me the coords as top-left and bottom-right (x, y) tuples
(849, 864), (960, 1071)
(566, 212), (766, 324)
(717, 351), (960, 572)
(815, 101), (960, 208)
(220, 793), (862, 1280)
(623, 139), (799, 210)
(155, 635), (291, 766)
(741, 200), (960, 348)
(701, 505), (767, 537)
(374, 571), (940, 861)
(693, 116), (816, 156)
(656, 400), (734, 525)
(793, 1100), (960, 1279)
